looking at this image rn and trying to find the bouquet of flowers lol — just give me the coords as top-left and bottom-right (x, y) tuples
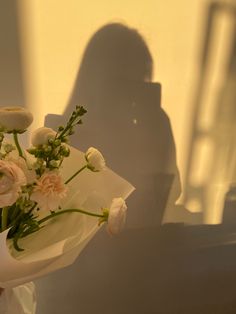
(0, 106), (134, 289)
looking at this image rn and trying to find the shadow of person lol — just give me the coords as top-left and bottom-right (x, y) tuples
(39, 23), (236, 314)
(46, 22), (186, 228)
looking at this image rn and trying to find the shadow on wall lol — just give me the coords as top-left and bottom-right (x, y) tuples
(46, 23), (199, 228)
(38, 20), (236, 314)
(0, 0), (25, 106)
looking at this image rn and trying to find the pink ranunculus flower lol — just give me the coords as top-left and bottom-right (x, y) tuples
(0, 160), (27, 207)
(31, 171), (67, 211)
(107, 197), (127, 235)
(6, 153), (36, 184)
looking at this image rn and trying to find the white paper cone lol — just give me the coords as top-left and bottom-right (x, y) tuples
(0, 282), (36, 314)
(0, 146), (135, 288)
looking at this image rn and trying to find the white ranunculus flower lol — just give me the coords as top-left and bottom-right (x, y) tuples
(0, 106), (33, 132)
(85, 147), (105, 172)
(31, 127), (56, 147)
(0, 160), (27, 207)
(107, 197), (127, 235)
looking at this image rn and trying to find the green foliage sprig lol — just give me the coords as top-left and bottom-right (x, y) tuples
(27, 106), (87, 176)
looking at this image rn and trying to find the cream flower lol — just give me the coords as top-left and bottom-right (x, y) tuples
(0, 160), (27, 207)
(31, 127), (56, 147)
(107, 197), (127, 235)
(0, 106), (33, 132)
(85, 147), (105, 171)
(31, 171), (67, 211)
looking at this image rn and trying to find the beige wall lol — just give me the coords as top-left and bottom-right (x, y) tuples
(17, 0), (234, 223)
(17, 0), (208, 169)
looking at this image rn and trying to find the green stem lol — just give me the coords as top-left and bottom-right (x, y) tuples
(38, 208), (105, 226)
(64, 165), (87, 184)
(13, 132), (25, 159)
(9, 205), (20, 222)
(28, 202), (37, 215)
(1, 207), (8, 231)
(57, 125), (70, 139)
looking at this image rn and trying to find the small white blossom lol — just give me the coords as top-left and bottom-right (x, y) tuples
(33, 159), (44, 169)
(85, 147), (105, 172)
(3, 143), (15, 154)
(31, 127), (56, 147)
(0, 106), (33, 132)
(107, 198), (127, 235)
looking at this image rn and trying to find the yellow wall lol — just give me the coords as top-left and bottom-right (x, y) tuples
(18, 0), (209, 172)
(17, 0), (234, 223)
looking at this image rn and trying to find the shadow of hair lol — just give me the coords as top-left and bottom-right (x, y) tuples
(64, 23), (153, 117)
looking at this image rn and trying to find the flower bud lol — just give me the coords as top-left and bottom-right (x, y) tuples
(61, 146), (70, 157)
(44, 145), (52, 153)
(33, 159), (44, 170)
(85, 147), (105, 172)
(54, 139), (61, 147)
(3, 143), (15, 153)
(31, 127), (56, 147)
(49, 160), (58, 168)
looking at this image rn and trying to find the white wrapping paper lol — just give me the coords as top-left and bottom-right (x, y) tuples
(0, 282), (36, 314)
(0, 146), (135, 288)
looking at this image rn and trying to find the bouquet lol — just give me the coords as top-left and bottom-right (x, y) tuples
(0, 106), (134, 289)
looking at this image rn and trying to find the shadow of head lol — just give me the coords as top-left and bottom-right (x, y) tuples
(67, 23), (153, 110)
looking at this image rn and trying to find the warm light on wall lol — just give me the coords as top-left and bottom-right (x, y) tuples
(15, 0), (235, 224)
(16, 0), (205, 165)
(17, 0), (45, 131)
